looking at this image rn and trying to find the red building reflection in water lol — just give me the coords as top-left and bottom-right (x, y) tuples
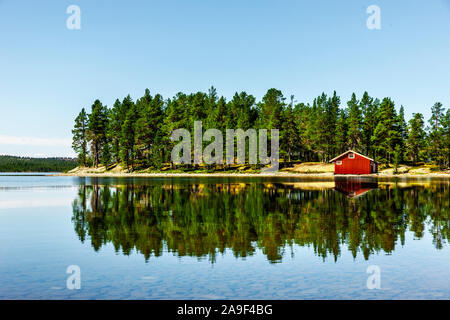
(334, 177), (378, 198)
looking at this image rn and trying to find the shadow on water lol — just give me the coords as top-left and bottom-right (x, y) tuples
(71, 177), (450, 264)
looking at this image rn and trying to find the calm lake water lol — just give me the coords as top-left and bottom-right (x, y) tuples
(0, 174), (449, 299)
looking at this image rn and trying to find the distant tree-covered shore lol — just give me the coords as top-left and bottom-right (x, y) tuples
(72, 87), (450, 171)
(0, 156), (77, 172)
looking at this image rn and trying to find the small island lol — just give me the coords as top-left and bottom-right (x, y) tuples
(66, 88), (450, 178)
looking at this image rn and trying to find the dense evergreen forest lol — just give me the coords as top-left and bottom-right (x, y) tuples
(0, 156), (77, 172)
(72, 87), (450, 170)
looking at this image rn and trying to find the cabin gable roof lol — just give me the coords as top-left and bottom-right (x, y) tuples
(329, 150), (376, 163)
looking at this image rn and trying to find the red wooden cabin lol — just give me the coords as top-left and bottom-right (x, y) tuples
(329, 150), (378, 175)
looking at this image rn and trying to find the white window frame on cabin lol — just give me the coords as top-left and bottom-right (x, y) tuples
(348, 153), (355, 159)
(336, 160), (342, 165)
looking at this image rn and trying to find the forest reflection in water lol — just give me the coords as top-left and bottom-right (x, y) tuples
(71, 178), (450, 264)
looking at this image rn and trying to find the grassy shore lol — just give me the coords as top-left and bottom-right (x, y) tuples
(58, 162), (450, 178)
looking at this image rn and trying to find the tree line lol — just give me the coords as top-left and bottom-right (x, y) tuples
(72, 87), (450, 170)
(0, 156), (77, 172)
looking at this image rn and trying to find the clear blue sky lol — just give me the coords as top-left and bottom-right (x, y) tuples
(1, 0), (449, 157)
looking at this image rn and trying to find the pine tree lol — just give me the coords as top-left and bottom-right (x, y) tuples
(119, 95), (137, 170)
(72, 108), (88, 166)
(441, 110), (450, 168)
(347, 93), (362, 151)
(258, 88), (285, 130)
(281, 96), (299, 162)
(397, 105), (408, 162)
(109, 99), (125, 163)
(406, 113), (426, 165)
(214, 96), (228, 132)
(135, 89), (164, 167)
(324, 91), (340, 160)
(335, 109), (348, 154)
(427, 102), (445, 167)
(88, 100), (108, 168)
(204, 86), (218, 129)
(371, 97), (399, 164)
(162, 93), (188, 167)
(393, 145), (401, 174)
(309, 94), (329, 161)
(430, 102), (444, 131)
(101, 140), (112, 168)
(229, 92), (256, 130)
(361, 93), (378, 158)
(188, 92), (208, 128)
(293, 102), (312, 161)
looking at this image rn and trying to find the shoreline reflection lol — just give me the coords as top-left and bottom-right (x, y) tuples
(71, 179), (450, 263)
